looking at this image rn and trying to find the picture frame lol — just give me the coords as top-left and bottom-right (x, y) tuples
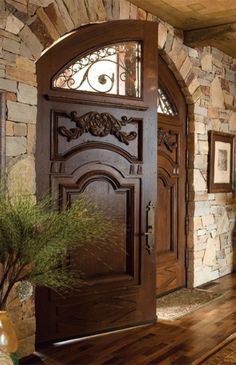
(208, 131), (234, 193)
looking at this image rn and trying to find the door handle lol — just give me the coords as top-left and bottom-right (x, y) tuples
(144, 201), (155, 254)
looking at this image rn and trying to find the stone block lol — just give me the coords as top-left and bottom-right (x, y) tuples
(179, 57), (192, 80)
(0, 67), (5, 77)
(6, 65), (36, 86)
(225, 69), (235, 82)
(55, 0), (74, 31)
(202, 215), (215, 227)
(6, 92), (17, 102)
(164, 32), (174, 53)
(198, 140), (208, 154)
(119, 0), (130, 19)
(216, 249), (225, 260)
(216, 211), (230, 235)
(6, 136), (26, 156)
(207, 107), (219, 118)
(194, 105), (208, 117)
(201, 53), (212, 72)
(193, 155), (207, 169)
(15, 317), (36, 341)
(7, 101), (37, 124)
(6, 14), (24, 35)
(193, 201), (211, 217)
(0, 78), (17, 93)
(6, 121), (14, 136)
(44, 2), (67, 36)
(19, 42), (33, 59)
(18, 335), (35, 359)
(188, 47), (199, 59)
(223, 91), (233, 106)
(168, 40), (186, 70)
(7, 156), (36, 194)
(13, 122), (27, 136)
(17, 83), (37, 105)
(193, 217), (202, 231)
(0, 9), (7, 30)
(16, 56), (36, 74)
(129, 3), (138, 19)
(192, 122), (206, 134)
(36, 7), (60, 40)
(19, 25), (43, 60)
(187, 75), (200, 95)
(2, 37), (20, 54)
(193, 169), (206, 192)
(137, 8), (147, 20)
(197, 229), (206, 236)
(27, 123), (36, 154)
(209, 118), (221, 130)
(158, 22), (167, 50)
(210, 76), (225, 108)
(229, 112), (236, 131)
(64, 0), (88, 27)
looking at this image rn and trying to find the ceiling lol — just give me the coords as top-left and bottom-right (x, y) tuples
(130, 0), (236, 57)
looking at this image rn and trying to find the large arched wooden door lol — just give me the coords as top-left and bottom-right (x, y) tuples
(36, 21), (158, 344)
(156, 56), (187, 295)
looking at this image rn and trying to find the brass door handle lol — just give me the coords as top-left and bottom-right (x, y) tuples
(145, 202), (155, 254)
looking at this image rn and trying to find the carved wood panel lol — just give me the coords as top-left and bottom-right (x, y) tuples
(36, 20), (158, 343)
(51, 110), (143, 162)
(50, 165), (141, 286)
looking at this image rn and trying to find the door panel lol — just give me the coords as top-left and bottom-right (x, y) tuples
(36, 21), (158, 344)
(156, 57), (187, 295)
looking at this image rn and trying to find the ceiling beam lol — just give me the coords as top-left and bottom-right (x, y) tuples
(184, 23), (236, 58)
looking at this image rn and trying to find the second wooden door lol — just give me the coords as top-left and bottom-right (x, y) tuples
(156, 56), (187, 295)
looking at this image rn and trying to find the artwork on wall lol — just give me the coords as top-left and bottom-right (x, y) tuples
(208, 131), (234, 193)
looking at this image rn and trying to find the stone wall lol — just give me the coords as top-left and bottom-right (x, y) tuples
(158, 25), (236, 287)
(0, 0), (236, 358)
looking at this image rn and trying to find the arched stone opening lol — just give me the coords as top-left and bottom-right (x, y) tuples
(1, 0), (236, 358)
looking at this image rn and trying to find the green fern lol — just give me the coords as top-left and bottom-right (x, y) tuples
(0, 192), (114, 309)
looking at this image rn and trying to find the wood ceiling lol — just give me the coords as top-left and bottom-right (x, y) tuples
(130, 0), (236, 58)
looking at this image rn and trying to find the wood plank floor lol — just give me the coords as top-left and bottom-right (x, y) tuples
(21, 273), (236, 365)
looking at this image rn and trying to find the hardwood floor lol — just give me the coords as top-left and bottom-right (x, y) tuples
(21, 273), (236, 365)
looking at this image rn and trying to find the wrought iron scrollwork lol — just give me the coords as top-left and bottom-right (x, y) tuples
(158, 128), (177, 152)
(53, 43), (141, 97)
(58, 111), (137, 145)
(157, 87), (178, 116)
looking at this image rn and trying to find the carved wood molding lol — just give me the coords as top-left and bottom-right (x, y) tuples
(158, 127), (177, 152)
(58, 111), (137, 145)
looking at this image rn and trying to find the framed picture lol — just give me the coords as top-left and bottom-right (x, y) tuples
(208, 131), (234, 193)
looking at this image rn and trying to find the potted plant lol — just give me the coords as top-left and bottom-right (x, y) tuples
(0, 191), (112, 364)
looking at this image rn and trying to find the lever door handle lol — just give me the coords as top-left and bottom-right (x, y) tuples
(145, 202), (155, 254)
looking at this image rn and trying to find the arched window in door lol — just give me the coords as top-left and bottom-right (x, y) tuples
(53, 42), (141, 97)
(157, 85), (178, 116)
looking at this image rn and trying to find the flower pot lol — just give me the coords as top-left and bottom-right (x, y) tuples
(0, 311), (18, 353)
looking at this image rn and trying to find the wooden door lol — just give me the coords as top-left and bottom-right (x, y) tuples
(156, 56), (187, 295)
(36, 21), (158, 344)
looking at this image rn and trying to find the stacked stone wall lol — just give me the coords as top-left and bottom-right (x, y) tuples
(0, 0), (236, 357)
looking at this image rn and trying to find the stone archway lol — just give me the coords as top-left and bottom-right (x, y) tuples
(2, 0), (236, 358)
(2, 0), (201, 357)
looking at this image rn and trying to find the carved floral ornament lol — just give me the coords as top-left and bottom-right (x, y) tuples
(58, 111), (137, 145)
(158, 128), (177, 152)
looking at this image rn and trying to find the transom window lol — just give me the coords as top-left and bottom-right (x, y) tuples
(157, 86), (178, 116)
(53, 42), (141, 98)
